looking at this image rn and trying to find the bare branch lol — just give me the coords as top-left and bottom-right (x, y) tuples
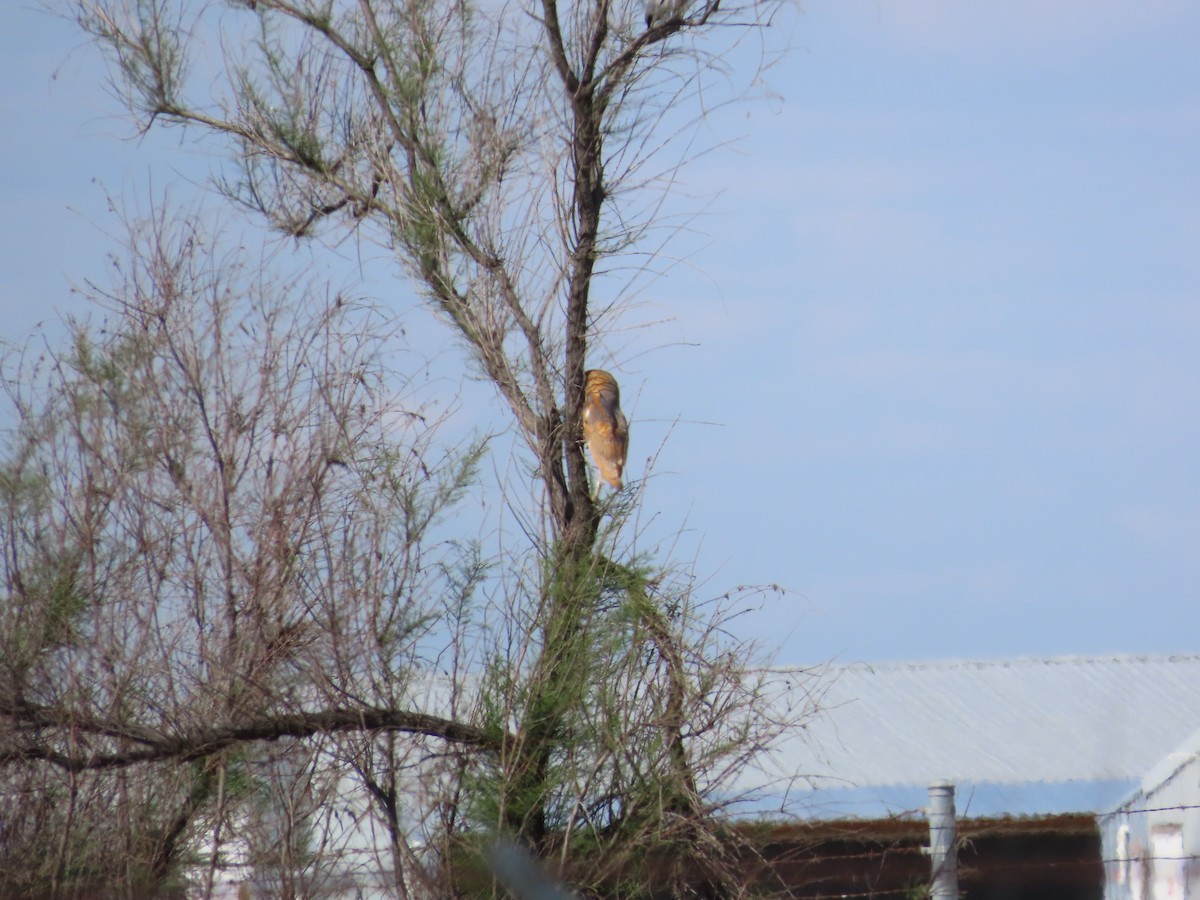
(1, 704), (502, 772)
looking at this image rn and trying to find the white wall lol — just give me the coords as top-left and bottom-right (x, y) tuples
(1101, 729), (1200, 900)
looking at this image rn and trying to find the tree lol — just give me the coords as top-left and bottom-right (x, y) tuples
(0, 208), (492, 896)
(0, 0), (814, 894)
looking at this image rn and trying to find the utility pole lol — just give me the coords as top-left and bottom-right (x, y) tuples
(927, 782), (959, 899)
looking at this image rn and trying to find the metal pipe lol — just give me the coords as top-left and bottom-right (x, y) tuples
(928, 781), (959, 899)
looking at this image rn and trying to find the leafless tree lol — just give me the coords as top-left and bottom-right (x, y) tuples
(1, 0), (819, 894)
(0, 208), (489, 896)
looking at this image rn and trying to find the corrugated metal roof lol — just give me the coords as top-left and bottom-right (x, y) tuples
(754, 654), (1200, 793)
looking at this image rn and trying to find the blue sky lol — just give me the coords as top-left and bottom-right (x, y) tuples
(3, 0), (1198, 665)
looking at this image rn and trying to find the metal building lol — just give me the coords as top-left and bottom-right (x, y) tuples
(749, 654), (1200, 819)
(1099, 727), (1200, 900)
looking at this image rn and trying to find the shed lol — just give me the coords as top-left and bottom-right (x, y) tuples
(750, 654), (1200, 819)
(1099, 727), (1200, 900)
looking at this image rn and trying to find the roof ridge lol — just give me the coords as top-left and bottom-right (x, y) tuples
(777, 652), (1200, 673)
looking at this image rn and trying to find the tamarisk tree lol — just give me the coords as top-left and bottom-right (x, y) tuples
(0, 0), (814, 894)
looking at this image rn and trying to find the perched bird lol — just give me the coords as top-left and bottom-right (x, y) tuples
(581, 369), (629, 491)
(644, 0), (687, 28)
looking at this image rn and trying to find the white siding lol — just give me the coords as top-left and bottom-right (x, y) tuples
(1101, 729), (1200, 900)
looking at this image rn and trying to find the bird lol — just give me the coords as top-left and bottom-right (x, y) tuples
(644, 0), (687, 28)
(581, 369), (629, 491)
